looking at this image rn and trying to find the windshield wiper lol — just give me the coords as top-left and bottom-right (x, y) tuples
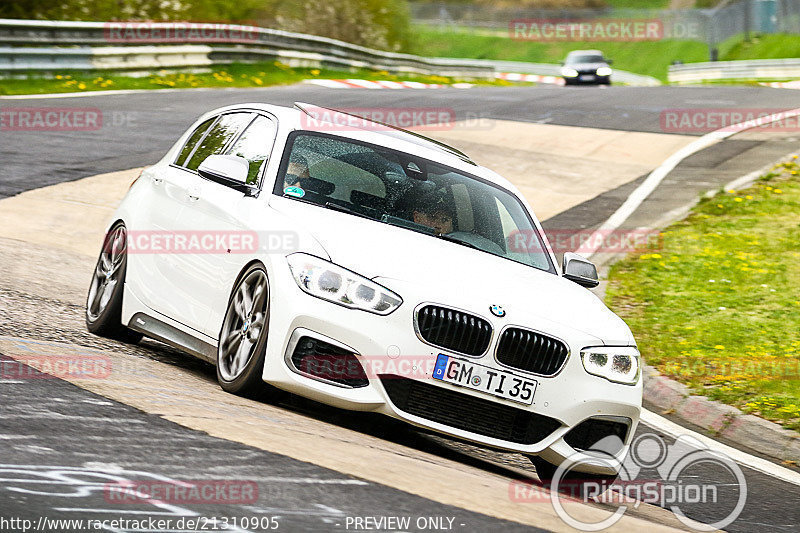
(323, 202), (375, 221)
(435, 233), (478, 250)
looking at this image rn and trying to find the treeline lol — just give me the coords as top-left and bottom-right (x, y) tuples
(0, 0), (410, 51)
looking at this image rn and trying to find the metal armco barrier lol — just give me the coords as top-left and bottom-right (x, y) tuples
(669, 58), (800, 83)
(0, 19), (495, 77)
(0, 18), (660, 86)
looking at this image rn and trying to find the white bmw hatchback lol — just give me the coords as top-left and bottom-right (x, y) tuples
(87, 102), (642, 479)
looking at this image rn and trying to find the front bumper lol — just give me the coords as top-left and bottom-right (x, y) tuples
(261, 268), (641, 473)
(563, 74), (611, 85)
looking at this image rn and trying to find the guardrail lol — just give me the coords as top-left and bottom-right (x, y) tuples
(668, 58), (800, 83)
(0, 19), (495, 78)
(0, 18), (660, 86)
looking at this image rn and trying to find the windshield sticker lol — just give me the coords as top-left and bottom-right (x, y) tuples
(284, 186), (305, 198)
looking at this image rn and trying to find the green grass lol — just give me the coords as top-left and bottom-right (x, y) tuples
(409, 26), (708, 81)
(0, 61), (515, 96)
(721, 33), (800, 61)
(605, 159), (800, 431)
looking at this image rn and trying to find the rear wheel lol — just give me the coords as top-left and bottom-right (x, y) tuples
(216, 264), (278, 398)
(85, 223), (142, 343)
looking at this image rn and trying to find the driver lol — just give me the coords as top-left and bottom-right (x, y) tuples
(412, 191), (454, 235)
(284, 153), (310, 189)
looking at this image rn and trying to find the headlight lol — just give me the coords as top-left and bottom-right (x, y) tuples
(581, 346), (640, 385)
(287, 253), (402, 315)
(561, 67), (579, 78)
(596, 66), (613, 77)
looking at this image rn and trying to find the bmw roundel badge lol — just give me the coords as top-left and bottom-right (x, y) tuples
(489, 305), (506, 317)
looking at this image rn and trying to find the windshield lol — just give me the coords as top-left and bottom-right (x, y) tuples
(274, 132), (555, 273)
(566, 54), (604, 64)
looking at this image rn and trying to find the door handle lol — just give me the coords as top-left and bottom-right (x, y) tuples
(151, 176), (163, 185)
(186, 186), (201, 202)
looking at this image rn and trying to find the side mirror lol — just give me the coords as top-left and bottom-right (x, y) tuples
(562, 252), (599, 288)
(606, 58), (614, 65)
(197, 155), (255, 195)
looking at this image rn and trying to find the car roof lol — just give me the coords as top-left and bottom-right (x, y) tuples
(566, 49), (603, 56)
(198, 102), (520, 192)
(293, 102), (475, 165)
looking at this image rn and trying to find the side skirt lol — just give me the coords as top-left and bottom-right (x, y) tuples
(128, 312), (217, 364)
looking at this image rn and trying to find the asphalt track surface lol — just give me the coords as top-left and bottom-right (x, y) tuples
(3, 84), (800, 198)
(0, 354), (536, 533)
(2, 84), (800, 532)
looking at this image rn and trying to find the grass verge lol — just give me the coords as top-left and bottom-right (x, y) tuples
(0, 61), (515, 96)
(606, 157), (800, 431)
(721, 33), (800, 61)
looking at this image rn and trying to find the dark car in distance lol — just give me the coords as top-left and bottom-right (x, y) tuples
(561, 50), (613, 85)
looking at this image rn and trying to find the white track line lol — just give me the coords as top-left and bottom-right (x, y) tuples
(640, 410), (800, 486)
(584, 106), (800, 258)
(0, 87), (227, 99)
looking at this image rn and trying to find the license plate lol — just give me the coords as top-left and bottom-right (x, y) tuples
(432, 354), (537, 405)
(579, 74), (595, 81)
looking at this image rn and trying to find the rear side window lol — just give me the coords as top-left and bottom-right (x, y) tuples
(224, 115), (278, 185)
(184, 113), (252, 171)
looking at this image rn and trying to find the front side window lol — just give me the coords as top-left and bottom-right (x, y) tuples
(176, 117), (215, 167)
(275, 132), (554, 273)
(224, 115), (278, 185)
(185, 113), (252, 171)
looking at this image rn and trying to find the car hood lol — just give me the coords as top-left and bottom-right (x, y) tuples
(275, 201), (635, 345)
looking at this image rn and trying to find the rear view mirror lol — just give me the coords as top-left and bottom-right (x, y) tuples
(562, 252), (599, 288)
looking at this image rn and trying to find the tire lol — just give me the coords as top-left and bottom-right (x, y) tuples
(216, 263), (280, 399)
(85, 223), (142, 343)
(528, 455), (618, 491)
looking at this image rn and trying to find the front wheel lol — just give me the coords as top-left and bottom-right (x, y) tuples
(86, 223), (142, 343)
(216, 264), (278, 398)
